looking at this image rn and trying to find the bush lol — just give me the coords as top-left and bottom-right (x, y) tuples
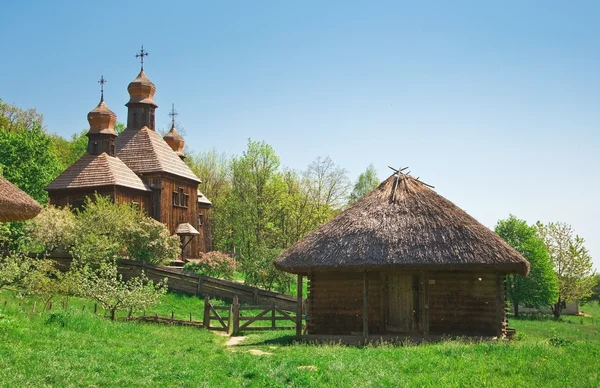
(183, 251), (235, 280)
(240, 246), (293, 293)
(25, 205), (76, 254)
(78, 264), (168, 320)
(26, 195), (180, 266)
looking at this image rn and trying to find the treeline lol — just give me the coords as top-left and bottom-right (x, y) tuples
(185, 141), (379, 291)
(0, 98), (380, 292)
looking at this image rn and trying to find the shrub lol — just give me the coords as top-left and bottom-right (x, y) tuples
(183, 251), (235, 280)
(78, 264), (168, 320)
(25, 205), (76, 254)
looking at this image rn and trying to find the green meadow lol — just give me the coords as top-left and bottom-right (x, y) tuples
(1, 291), (599, 387)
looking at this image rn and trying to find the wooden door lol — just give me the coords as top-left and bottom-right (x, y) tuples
(387, 275), (415, 332)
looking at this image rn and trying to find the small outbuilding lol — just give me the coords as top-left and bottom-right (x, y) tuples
(275, 172), (529, 341)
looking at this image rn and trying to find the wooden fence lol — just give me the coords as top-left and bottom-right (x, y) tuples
(48, 256), (298, 311)
(131, 296), (300, 334)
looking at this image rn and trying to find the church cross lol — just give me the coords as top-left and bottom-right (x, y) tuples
(169, 103), (178, 127)
(136, 45), (149, 71)
(98, 75), (107, 101)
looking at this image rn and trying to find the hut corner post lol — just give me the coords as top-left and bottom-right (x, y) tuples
(423, 271), (429, 336)
(496, 272), (504, 338)
(296, 274), (303, 337)
(363, 271), (369, 342)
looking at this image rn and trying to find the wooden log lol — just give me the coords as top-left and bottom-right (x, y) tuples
(233, 295), (240, 334)
(496, 273), (503, 337)
(296, 274), (303, 337)
(204, 295), (211, 329)
(271, 302), (276, 329)
(363, 271), (369, 339)
(227, 304), (233, 334)
(423, 271), (429, 335)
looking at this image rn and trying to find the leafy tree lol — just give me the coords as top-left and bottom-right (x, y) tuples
(78, 264), (167, 320)
(537, 221), (596, 318)
(582, 274), (600, 304)
(186, 148), (232, 252)
(495, 215), (558, 316)
(49, 130), (87, 170)
(0, 98), (45, 132)
(0, 126), (62, 204)
(349, 164), (380, 204)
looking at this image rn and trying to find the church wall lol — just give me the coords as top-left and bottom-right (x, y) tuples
(48, 187), (116, 209)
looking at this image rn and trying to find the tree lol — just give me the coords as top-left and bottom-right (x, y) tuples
(186, 148), (232, 252)
(78, 264), (167, 320)
(0, 126), (62, 204)
(49, 130), (87, 170)
(495, 215), (558, 317)
(349, 164), (380, 204)
(537, 221), (596, 318)
(0, 98), (45, 132)
(582, 274), (600, 304)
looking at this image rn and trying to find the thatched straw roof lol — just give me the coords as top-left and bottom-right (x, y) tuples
(0, 176), (42, 222)
(275, 173), (529, 275)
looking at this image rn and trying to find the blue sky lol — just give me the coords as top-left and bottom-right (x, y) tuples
(1, 1), (599, 269)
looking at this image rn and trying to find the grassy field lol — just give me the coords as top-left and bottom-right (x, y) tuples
(1, 291), (599, 387)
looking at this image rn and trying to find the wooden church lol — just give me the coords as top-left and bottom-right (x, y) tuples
(45, 49), (211, 260)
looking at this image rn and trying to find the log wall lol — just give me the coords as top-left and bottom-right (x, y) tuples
(307, 272), (382, 335)
(428, 271), (503, 336)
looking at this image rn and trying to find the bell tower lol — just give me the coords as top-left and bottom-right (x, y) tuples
(126, 45), (158, 130)
(86, 76), (117, 156)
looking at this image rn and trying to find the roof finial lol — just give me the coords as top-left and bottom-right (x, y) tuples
(136, 45), (149, 71)
(98, 75), (106, 102)
(169, 103), (178, 128)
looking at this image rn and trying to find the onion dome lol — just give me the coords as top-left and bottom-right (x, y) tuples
(163, 124), (185, 158)
(86, 99), (117, 136)
(126, 70), (157, 107)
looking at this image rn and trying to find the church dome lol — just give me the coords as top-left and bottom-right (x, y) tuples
(126, 70), (157, 107)
(87, 99), (117, 136)
(163, 124), (185, 157)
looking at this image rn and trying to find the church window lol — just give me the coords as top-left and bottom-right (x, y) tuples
(198, 214), (204, 226)
(173, 187), (188, 208)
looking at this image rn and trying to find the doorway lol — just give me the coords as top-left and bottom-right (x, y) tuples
(386, 274), (418, 332)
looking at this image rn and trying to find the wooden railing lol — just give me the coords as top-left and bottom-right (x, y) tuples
(47, 255), (298, 311)
(204, 295), (300, 334)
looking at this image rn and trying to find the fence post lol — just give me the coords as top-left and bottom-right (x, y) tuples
(253, 289), (259, 304)
(232, 295), (240, 334)
(271, 302), (276, 329)
(94, 303), (98, 314)
(204, 295), (211, 329)
(227, 304), (233, 334)
(197, 275), (204, 296)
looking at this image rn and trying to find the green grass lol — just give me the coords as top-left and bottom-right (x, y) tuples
(1, 291), (599, 387)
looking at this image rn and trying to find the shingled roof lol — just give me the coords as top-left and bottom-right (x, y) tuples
(45, 153), (150, 192)
(275, 173), (530, 275)
(116, 126), (200, 183)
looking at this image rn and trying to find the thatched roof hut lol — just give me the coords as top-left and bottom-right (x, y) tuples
(0, 176), (42, 222)
(275, 173), (529, 341)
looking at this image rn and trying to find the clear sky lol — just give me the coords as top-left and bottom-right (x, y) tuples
(1, 1), (598, 269)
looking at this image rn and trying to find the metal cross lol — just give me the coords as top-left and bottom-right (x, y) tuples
(136, 45), (149, 71)
(169, 103), (178, 127)
(98, 75), (107, 101)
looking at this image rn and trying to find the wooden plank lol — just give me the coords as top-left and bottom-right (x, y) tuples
(275, 306), (296, 323)
(423, 271), (429, 335)
(363, 271), (369, 338)
(238, 316), (295, 321)
(496, 273), (503, 338)
(296, 274), (303, 336)
(242, 326), (296, 332)
(239, 308), (271, 330)
(203, 296), (211, 329)
(209, 304), (227, 329)
(232, 296), (240, 334)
